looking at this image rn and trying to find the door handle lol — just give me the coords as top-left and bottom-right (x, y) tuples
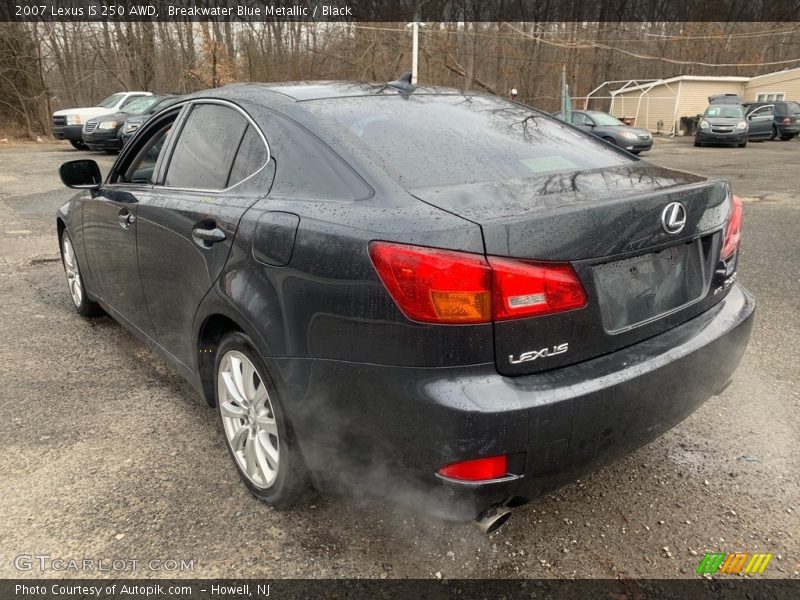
(118, 208), (135, 229)
(192, 225), (226, 247)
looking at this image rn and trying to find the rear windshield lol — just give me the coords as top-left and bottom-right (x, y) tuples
(704, 105), (744, 119)
(787, 101), (800, 115)
(307, 94), (634, 188)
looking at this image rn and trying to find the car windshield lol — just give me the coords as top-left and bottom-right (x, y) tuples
(122, 96), (162, 114)
(788, 101), (800, 116)
(308, 95), (633, 188)
(98, 93), (125, 108)
(704, 106), (745, 119)
(587, 112), (625, 126)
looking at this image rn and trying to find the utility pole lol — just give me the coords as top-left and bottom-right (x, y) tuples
(407, 0), (421, 84)
(411, 21), (419, 84)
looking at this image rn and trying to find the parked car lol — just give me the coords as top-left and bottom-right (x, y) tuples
(121, 94), (182, 145)
(695, 104), (749, 147)
(56, 81), (753, 532)
(553, 109), (653, 154)
(82, 95), (172, 153)
(742, 101), (800, 140)
(52, 92), (152, 150)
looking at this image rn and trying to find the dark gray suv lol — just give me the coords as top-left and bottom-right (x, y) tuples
(695, 104), (749, 147)
(743, 101), (800, 140)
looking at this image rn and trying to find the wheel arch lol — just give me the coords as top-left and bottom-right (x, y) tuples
(196, 313), (245, 407)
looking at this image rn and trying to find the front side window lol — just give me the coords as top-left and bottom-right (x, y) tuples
(164, 104), (248, 190)
(750, 105), (774, 117)
(112, 109), (181, 185)
(123, 126), (171, 184)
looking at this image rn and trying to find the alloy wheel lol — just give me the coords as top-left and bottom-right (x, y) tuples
(62, 235), (84, 308)
(217, 350), (280, 489)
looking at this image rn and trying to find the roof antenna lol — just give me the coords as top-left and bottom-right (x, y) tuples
(387, 71), (416, 94)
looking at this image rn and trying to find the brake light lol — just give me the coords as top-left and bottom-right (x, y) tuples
(437, 455), (508, 481)
(369, 242), (587, 324)
(782, 117), (791, 124)
(368, 242), (492, 324)
(721, 195), (743, 260)
(490, 257), (587, 320)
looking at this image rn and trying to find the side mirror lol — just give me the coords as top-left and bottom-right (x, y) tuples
(59, 159), (102, 190)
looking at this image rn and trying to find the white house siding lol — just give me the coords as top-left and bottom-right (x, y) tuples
(612, 79), (751, 134)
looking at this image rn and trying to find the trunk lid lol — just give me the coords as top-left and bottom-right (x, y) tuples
(411, 162), (732, 375)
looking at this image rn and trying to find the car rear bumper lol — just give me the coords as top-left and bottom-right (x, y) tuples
(269, 283), (754, 521)
(52, 125), (83, 141)
(777, 125), (799, 137)
(696, 130), (747, 144)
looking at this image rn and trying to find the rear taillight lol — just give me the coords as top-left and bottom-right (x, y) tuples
(368, 242), (492, 324)
(369, 242), (587, 324)
(721, 194), (743, 260)
(437, 455), (508, 481)
(782, 117), (791, 124)
(489, 257), (587, 320)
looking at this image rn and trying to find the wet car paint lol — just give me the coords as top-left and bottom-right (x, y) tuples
(57, 83), (754, 520)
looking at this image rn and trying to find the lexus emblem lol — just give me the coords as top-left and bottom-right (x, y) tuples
(661, 202), (687, 235)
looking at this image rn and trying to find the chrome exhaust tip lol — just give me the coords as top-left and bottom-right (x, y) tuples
(474, 505), (512, 535)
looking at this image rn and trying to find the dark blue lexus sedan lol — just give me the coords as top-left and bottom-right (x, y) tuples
(56, 78), (754, 533)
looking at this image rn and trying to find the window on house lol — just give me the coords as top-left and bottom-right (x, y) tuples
(756, 93), (785, 102)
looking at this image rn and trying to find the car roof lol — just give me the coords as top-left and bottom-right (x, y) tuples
(180, 81), (475, 105)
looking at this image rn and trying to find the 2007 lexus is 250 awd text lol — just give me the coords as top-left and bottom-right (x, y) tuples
(56, 78), (754, 533)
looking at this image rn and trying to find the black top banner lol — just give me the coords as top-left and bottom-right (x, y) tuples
(2, 0), (800, 22)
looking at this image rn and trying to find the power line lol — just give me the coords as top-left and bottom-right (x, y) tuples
(351, 23), (800, 43)
(502, 22), (800, 67)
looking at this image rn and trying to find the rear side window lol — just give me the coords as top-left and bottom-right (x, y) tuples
(227, 126), (268, 187)
(308, 95), (634, 189)
(165, 104), (248, 190)
(788, 102), (800, 116)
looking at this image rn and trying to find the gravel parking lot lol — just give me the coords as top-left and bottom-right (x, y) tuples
(0, 136), (798, 579)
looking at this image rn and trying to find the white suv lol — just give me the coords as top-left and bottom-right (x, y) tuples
(52, 92), (151, 149)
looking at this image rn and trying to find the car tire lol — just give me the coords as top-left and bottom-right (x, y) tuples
(738, 141), (747, 148)
(694, 140), (702, 147)
(69, 139), (88, 150)
(60, 231), (102, 317)
(214, 331), (309, 509)
(769, 126), (778, 141)
(779, 136), (793, 141)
